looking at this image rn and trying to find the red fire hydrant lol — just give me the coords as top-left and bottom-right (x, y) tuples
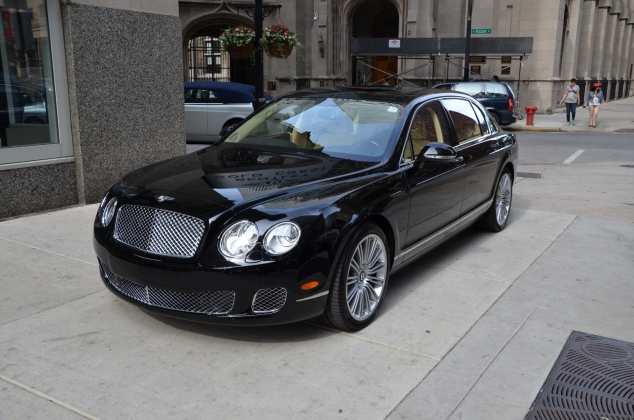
(525, 106), (538, 126)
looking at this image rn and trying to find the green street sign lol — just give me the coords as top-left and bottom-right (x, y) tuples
(472, 29), (492, 35)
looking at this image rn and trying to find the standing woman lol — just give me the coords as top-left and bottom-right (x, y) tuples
(583, 83), (606, 128)
(559, 78), (580, 125)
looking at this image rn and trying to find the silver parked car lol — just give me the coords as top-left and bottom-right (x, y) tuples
(184, 81), (270, 142)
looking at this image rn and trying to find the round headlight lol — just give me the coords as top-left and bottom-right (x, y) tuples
(219, 221), (259, 258)
(100, 197), (117, 228)
(263, 222), (301, 255)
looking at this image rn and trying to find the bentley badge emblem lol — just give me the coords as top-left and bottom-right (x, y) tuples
(156, 195), (175, 202)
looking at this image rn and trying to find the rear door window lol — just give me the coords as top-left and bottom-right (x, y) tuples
(485, 83), (508, 98)
(454, 83), (485, 99)
(442, 99), (483, 143)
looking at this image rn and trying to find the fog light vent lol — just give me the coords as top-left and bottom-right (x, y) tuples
(252, 287), (287, 314)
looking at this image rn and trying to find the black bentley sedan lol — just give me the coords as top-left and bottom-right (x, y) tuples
(94, 87), (518, 331)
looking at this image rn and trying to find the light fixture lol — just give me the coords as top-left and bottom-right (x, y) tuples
(318, 34), (324, 58)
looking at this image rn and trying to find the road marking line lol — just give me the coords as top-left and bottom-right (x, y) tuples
(0, 236), (97, 266)
(0, 373), (101, 420)
(563, 149), (585, 164)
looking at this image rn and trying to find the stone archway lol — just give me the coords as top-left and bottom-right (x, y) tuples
(341, 0), (403, 84)
(181, 5), (254, 83)
(350, 0), (400, 85)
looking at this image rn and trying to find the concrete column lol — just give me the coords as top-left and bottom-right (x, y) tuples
(591, 6), (609, 78)
(62, 1), (185, 204)
(562, 0), (584, 79)
(612, 15), (627, 78)
(576, 1), (597, 79)
(436, 0), (465, 79)
(602, 10), (619, 80)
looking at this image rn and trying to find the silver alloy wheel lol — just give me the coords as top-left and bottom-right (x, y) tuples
(495, 173), (512, 226)
(346, 233), (387, 321)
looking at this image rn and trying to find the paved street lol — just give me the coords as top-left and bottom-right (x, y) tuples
(2, 133), (633, 420)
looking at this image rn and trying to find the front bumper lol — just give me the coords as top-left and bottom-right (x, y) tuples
(94, 237), (329, 326)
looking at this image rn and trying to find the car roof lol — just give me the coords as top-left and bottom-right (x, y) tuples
(184, 81), (255, 103)
(278, 86), (458, 107)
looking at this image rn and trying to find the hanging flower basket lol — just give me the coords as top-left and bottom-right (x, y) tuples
(219, 26), (255, 59)
(264, 43), (294, 59)
(226, 42), (255, 59)
(261, 24), (302, 59)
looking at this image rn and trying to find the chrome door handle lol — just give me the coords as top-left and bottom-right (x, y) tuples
(452, 156), (464, 163)
(491, 141), (500, 149)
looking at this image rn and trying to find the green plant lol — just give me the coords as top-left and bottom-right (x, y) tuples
(219, 26), (255, 47)
(261, 24), (302, 50)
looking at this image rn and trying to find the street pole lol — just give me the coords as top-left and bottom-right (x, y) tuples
(463, 0), (474, 81)
(253, 0), (265, 111)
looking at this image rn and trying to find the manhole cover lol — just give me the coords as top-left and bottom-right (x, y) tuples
(525, 332), (634, 420)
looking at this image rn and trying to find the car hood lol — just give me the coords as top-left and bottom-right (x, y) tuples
(120, 144), (380, 211)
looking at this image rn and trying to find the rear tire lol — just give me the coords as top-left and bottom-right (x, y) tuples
(491, 113), (502, 126)
(477, 169), (513, 232)
(322, 222), (390, 331)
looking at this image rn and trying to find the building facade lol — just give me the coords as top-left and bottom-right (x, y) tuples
(181, 0), (634, 113)
(0, 0), (184, 219)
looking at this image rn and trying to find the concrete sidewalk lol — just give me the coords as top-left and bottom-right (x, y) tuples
(506, 94), (634, 133)
(1, 165), (633, 419)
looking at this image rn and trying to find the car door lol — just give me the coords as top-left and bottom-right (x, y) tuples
(203, 89), (230, 140)
(184, 88), (209, 140)
(403, 100), (466, 252)
(442, 98), (500, 218)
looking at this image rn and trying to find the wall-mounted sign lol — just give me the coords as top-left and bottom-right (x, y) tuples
(470, 56), (486, 63)
(472, 29), (492, 35)
(388, 39), (401, 48)
(470, 65), (482, 75)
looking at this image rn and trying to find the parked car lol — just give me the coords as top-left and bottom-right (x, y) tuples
(433, 81), (517, 126)
(94, 87), (518, 331)
(184, 81), (271, 142)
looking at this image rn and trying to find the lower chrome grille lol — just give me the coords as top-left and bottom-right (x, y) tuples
(252, 287), (287, 314)
(113, 205), (205, 258)
(98, 259), (235, 315)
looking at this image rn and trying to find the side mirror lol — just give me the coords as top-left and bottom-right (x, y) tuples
(418, 142), (457, 164)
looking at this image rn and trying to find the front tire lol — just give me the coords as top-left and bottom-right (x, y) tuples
(322, 223), (390, 331)
(478, 169), (513, 232)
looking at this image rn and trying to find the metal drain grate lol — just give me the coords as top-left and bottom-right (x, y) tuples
(526, 331), (634, 420)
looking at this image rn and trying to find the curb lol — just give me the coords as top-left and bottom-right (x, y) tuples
(503, 126), (561, 133)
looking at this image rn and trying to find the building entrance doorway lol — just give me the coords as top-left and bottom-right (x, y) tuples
(186, 26), (254, 85)
(352, 0), (399, 85)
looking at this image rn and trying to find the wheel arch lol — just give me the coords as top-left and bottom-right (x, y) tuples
(363, 214), (396, 269)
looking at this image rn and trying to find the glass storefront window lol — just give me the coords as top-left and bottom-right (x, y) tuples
(0, 0), (58, 150)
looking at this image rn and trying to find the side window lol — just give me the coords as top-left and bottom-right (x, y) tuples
(485, 83), (508, 98)
(408, 103), (447, 157)
(454, 83), (485, 99)
(401, 137), (414, 164)
(470, 102), (490, 135)
(442, 99), (483, 143)
(184, 89), (222, 104)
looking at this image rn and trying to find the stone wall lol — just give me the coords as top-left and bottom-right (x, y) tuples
(63, 2), (185, 204)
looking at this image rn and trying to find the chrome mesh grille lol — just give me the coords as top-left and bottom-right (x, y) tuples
(113, 205), (205, 258)
(252, 287), (287, 314)
(98, 259), (235, 315)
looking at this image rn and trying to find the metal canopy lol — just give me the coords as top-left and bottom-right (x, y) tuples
(350, 37), (533, 56)
(350, 38), (438, 55)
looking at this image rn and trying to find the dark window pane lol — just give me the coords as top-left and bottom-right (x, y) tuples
(0, 0), (57, 149)
(442, 99), (482, 143)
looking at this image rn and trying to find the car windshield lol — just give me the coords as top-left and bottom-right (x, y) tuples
(221, 97), (406, 162)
